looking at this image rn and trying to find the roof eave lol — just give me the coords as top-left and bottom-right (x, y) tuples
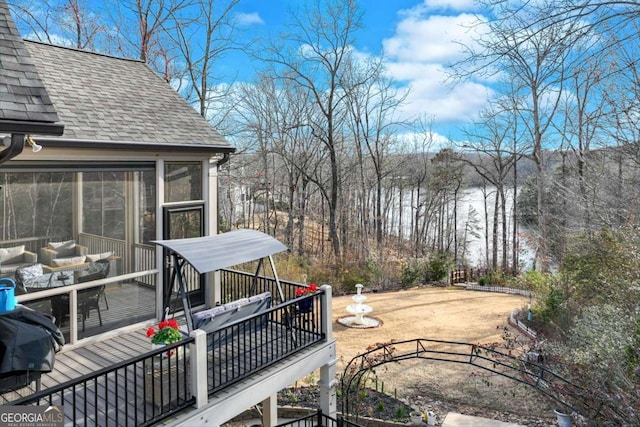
(33, 137), (236, 154)
(0, 120), (65, 136)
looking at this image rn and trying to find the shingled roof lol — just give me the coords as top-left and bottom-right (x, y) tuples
(0, 0), (62, 131)
(24, 41), (232, 152)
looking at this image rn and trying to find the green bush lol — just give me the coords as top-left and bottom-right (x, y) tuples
(425, 251), (453, 283)
(337, 262), (372, 294)
(534, 283), (564, 322)
(516, 270), (554, 293)
(400, 259), (426, 288)
(477, 270), (508, 287)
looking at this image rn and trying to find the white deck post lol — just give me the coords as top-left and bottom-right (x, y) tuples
(190, 329), (208, 408)
(319, 285), (337, 418)
(261, 394), (278, 427)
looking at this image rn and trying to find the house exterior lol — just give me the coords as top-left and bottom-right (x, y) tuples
(0, 2), (337, 426)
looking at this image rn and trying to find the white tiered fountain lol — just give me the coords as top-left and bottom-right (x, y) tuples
(337, 283), (380, 328)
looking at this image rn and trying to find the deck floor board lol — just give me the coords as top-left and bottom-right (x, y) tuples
(1, 294), (323, 427)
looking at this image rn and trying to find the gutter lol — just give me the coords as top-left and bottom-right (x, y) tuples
(217, 152), (231, 167)
(0, 120), (65, 166)
(0, 134), (25, 165)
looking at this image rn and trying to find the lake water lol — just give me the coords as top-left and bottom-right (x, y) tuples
(387, 185), (534, 269)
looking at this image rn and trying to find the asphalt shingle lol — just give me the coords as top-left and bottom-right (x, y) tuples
(0, 0), (60, 123)
(25, 41), (232, 149)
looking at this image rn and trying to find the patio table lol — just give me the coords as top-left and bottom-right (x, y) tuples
(24, 270), (78, 326)
(23, 270), (77, 290)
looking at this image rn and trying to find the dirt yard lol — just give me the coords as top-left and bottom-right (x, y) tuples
(329, 287), (557, 424)
(332, 286), (528, 362)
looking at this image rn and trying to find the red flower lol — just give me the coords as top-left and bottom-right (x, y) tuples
(148, 319), (182, 345)
(296, 283), (319, 297)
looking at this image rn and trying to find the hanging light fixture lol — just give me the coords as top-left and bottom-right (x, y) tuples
(25, 136), (42, 153)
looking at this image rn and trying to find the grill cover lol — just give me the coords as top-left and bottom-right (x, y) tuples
(0, 307), (64, 375)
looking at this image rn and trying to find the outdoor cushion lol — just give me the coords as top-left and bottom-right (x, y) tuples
(248, 291), (271, 303)
(14, 264), (44, 291)
(48, 240), (76, 258)
(193, 305), (227, 329)
(223, 298), (249, 311)
(0, 245), (25, 264)
(86, 251), (112, 262)
(51, 255), (86, 267)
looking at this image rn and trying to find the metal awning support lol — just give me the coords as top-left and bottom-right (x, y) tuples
(153, 229), (289, 333)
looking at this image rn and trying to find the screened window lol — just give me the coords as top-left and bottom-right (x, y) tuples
(165, 162), (202, 202)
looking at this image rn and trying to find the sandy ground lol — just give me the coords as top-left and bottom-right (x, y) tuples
(328, 287), (555, 421)
(332, 286), (528, 364)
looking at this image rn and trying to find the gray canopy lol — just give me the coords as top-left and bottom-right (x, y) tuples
(153, 229), (289, 332)
(153, 229), (288, 273)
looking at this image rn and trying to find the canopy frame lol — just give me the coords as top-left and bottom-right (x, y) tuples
(153, 229), (288, 333)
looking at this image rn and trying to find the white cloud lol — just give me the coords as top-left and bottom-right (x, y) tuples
(384, 13), (481, 65)
(396, 130), (452, 151)
(382, 5), (491, 128)
(236, 12), (264, 26)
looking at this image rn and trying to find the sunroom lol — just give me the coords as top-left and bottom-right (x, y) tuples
(2, 160), (222, 343)
(0, 36), (237, 345)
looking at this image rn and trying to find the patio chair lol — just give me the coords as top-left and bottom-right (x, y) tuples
(39, 240), (88, 273)
(84, 259), (110, 309)
(76, 260), (110, 331)
(0, 245), (38, 275)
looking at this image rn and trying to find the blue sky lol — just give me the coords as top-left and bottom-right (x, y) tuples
(15, 0), (491, 143)
(227, 0), (492, 143)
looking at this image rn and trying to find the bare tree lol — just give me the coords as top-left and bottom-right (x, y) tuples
(342, 54), (407, 254)
(169, 0), (242, 120)
(109, 0), (190, 75)
(258, 0), (363, 259)
(456, 0), (588, 270)
(461, 104), (517, 271)
(9, 0), (106, 50)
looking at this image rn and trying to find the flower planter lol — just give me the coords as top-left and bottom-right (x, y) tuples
(409, 412), (423, 425)
(298, 298), (313, 313)
(145, 346), (188, 407)
(553, 409), (572, 427)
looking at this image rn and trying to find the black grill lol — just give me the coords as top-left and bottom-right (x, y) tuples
(0, 306), (64, 393)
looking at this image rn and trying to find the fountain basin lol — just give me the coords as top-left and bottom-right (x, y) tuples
(337, 314), (381, 328)
(338, 283), (381, 328)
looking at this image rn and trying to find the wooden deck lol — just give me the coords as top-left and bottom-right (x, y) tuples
(0, 324), (152, 404)
(1, 312), (323, 427)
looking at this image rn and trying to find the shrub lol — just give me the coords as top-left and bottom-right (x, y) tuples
(425, 251), (453, 283)
(533, 281), (565, 323)
(477, 270), (508, 287)
(561, 227), (640, 308)
(518, 270), (552, 293)
(400, 259), (426, 288)
(547, 306), (640, 424)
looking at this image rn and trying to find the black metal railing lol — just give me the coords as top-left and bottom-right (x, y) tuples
(221, 269), (309, 303)
(276, 409), (365, 427)
(11, 340), (194, 427)
(206, 291), (326, 395)
(7, 270), (330, 425)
